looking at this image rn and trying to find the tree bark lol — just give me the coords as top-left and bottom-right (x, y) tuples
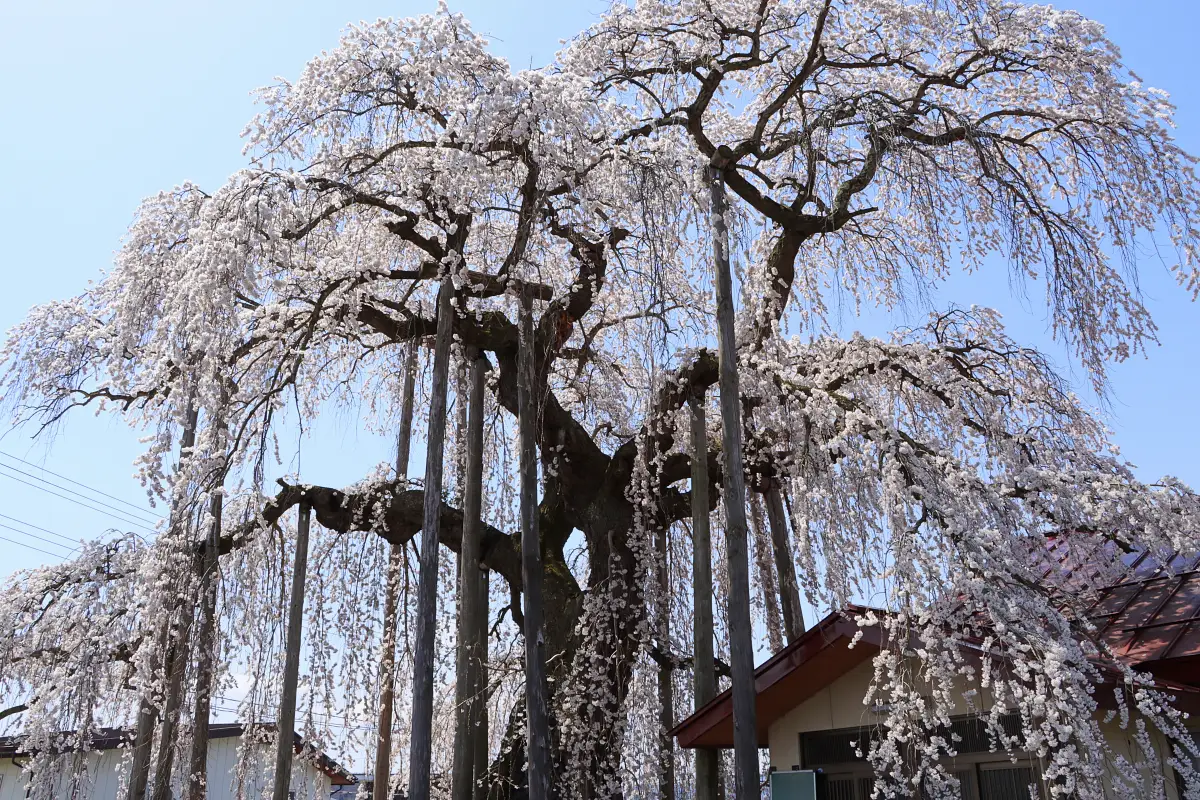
(453, 349), (488, 800)
(130, 403), (198, 800)
(125, 628), (166, 800)
(408, 272), (456, 800)
(183, 488), (223, 800)
(689, 397), (720, 800)
(655, 522), (676, 800)
(763, 482), (804, 641)
(149, 615), (191, 800)
(375, 340), (419, 800)
(271, 500), (312, 800)
(708, 162), (759, 799)
(518, 290), (551, 800)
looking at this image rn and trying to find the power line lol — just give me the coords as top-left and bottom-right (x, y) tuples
(0, 461), (161, 526)
(0, 511), (80, 546)
(0, 467), (158, 534)
(0, 523), (76, 556)
(0, 450), (163, 520)
(0, 534), (64, 561)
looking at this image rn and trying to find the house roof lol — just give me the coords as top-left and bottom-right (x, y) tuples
(1031, 535), (1200, 683)
(672, 537), (1200, 750)
(1085, 549), (1200, 670)
(0, 722), (357, 786)
(669, 609), (881, 749)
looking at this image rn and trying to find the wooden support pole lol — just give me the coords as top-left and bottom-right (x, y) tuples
(472, 566), (490, 800)
(708, 161), (759, 799)
(271, 500), (312, 800)
(183, 488), (224, 800)
(656, 521), (676, 800)
(517, 290), (551, 800)
(689, 396), (720, 800)
(407, 273), (455, 800)
(453, 349), (488, 800)
(374, 340), (419, 800)
(764, 482), (805, 641)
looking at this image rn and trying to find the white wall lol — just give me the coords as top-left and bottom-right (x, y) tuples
(0, 736), (334, 800)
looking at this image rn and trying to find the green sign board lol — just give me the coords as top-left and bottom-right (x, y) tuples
(771, 770), (819, 800)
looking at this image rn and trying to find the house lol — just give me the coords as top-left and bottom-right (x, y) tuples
(0, 723), (356, 800)
(672, 545), (1200, 800)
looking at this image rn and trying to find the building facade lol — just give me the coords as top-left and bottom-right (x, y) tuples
(0, 724), (354, 800)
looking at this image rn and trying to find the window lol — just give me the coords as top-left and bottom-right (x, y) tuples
(977, 764), (1035, 800)
(799, 717), (1041, 800)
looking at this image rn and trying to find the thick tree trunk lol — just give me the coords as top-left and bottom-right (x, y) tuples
(375, 340), (419, 800)
(131, 404), (198, 800)
(125, 628), (166, 800)
(150, 605), (192, 800)
(655, 522), (676, 800)
(688, 397), (720, 800)
(453, 349), (488, 800)
(271, 500), (312, 800)
(763, 483), (804, 641)
(183, 488), (224, 800)
(749, 497), (784, 653)
(708, 163), (759, 799)
(408, 273), (456, 800)
(518, 291), (551, 800)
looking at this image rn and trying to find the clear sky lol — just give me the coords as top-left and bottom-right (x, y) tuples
(0, 0), (1198, 582)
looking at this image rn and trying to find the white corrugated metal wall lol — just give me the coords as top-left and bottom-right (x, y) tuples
(0, 736), (334, 800)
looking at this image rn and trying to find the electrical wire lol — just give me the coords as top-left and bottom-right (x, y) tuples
(0, 511), (80, 546)
(0, 522), (77, 555)
(0, 534), (64, 560)
(0, 467), (158, 534)
(0, 450), (163, 520)
(0, 460), (160, 526)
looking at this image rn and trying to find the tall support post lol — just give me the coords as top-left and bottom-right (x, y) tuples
(707, 160), (759, 799)
(689, 396), (720, 800)
(374, 340), (419, 800)
(656, 521), (676, 800)
(453, 349), (488, 800)
(472, 567), (490, 800)
(517, 290), (551, 800)
(183, 486), (224, 800)
(271, 500), (312, 800)
(763, 482), (805, 641)
(407, 272), (456, 800)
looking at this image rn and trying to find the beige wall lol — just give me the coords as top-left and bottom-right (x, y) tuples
(766, 658), (1000, 772)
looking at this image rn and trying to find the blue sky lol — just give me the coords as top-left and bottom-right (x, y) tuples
(0, 0), (1198, 582)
